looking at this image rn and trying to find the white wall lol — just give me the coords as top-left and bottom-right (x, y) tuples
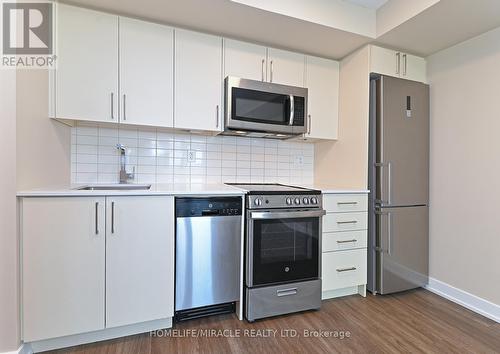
(71, 124), (314, 185)
(0, 71), (20, 352)
(427, 26), (500, 305)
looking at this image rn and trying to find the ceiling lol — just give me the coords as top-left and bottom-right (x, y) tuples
(61, 0), (500, 59)
(342, 0), (389, 9)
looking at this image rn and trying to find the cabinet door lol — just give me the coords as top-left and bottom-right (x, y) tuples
(401, 53), (427, 83)
(305, 56), (339, 140)
(370, 45), (400, 78)
(224, 39), (267, 81)
(119, 18), (174, 127)
(268, 48), (305, 87)
(106, 196), (174, 328)
(22, 197), (105, 341)
(175, 29), (222, 132)
(55, 4), (118, 122)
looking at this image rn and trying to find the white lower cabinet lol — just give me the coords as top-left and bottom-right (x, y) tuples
(321, 193), (368, 300)
(21, 196), (174, 342)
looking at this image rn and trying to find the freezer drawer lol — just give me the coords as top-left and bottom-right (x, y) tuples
(322, 230), (367, 252)
(376, 206), (428, 294)
(323, 194), (368, 213)
(323, 212), (367, 233)
(322, 249), (367, 292)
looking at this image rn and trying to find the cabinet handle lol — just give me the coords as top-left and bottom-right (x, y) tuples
(396, 52), (400, 75)
(402, 54), (407, 76)
(110, 93), (114, 120)
(308, 114), (311, 135)
(336, 267), (357, 273)
(337, 201), (358, 205)
(95, 202), (99, 235)
(111, 201), (115, 234)
(337, 239), (358, 244)
(216, 105), (219, 128)
(122, 94), (126, 121)
(270, 60), (274, 82)
(337, 220), (358, 224)
(261, 59), (265, 81)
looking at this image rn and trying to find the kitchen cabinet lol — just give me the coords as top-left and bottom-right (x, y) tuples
(267, 48), (305, 87)
(106, 196), (174, 328)
(224, 39), (267, 81)
(22, 197), (106, 341)
(21, 196), (175, 342)
(175, 29), (222, 132)
(370, 45), (426, 83)
(321, 193), (368, 300)
(55, 4), (118, 123)
(119, 18), (174, 127)
(303, 56), (339, 140)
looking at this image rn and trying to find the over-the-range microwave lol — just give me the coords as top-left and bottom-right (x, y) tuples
(223, 76), (308, 139)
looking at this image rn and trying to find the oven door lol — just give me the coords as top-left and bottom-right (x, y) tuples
(225, 77), (307, 135)
(247, 209), (325, 287)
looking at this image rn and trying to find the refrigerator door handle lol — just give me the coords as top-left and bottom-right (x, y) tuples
(375, 209), (391, 255)
(374, 162), (392, 205)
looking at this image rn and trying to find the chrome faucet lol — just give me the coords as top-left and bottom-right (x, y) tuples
(116, 144), (135, 184)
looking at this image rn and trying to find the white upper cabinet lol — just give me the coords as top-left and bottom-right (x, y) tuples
(105, 196), (174, 328)
(370, 45), (427, 83)
(267, 48), (305, 87)
(22, 197), (106, 342)
(224, 39), (267, 81)
(119, 18), (174, 127)
(55, 4), (118, 122)
(175, 29), (222, 132)
(304, 56), (339, 140)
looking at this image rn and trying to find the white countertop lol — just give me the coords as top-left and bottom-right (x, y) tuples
(17, 183), (369, 197)
(17, 183), (246, 197)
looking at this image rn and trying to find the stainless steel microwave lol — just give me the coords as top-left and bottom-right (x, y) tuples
(224, 76), (308, 139)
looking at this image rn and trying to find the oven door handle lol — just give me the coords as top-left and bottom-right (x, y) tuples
(249, 209), (326, 220)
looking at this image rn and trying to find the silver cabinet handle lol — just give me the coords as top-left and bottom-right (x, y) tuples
(111, 201), (115, 234)
(110, 93), (114, 120)
(95, 202), (99, 235)
(277, 288), (297, 297)
(261, 59), (265, 81)
(337, 239), (358, 244)
(337, 201), (358, 205)
(216, 104), (219, 128)
(396, 52), (401, 75)
(402, 54), (407, 76)
(122, 94), (126, 121)
(336, 267), (357, 272)
(308, 114), (311, 135)
(337, 220), (358, 224)
(288, 95), (294, 126)
(270, 60), (273, 82)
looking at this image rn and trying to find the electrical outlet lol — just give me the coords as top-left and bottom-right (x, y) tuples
(294, 155), (304, 166)
(187, 150), (196, 163)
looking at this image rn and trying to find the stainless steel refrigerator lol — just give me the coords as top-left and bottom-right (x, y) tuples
(368, 75), (429, 295)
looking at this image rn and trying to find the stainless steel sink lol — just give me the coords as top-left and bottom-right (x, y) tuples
(75, 184), (152, 191)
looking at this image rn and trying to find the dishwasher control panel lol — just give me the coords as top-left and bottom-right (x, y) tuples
(176, 197), (243, 217)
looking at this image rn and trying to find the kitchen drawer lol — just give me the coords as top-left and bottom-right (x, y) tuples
(322, 230), (367, 252)
(323, 212), (367, 233)
(322, 249), (367, 291)
(323, 194), (368, 213)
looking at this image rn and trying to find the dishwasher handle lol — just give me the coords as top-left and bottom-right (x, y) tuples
(201, 209), (220, 216)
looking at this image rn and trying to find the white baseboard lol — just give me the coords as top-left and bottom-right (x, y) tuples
(425, 277), (500, 323)
(1, 343), (32, 354)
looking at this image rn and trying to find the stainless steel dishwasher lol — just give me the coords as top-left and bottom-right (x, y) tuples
(175, 197), (242, 321)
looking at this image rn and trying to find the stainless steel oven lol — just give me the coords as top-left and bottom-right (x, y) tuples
(224, 77), (308, 138)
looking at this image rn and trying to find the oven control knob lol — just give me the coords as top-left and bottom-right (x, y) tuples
(286, 197), (293, 205)
(311, 197), (318, 205)
(303, 197), (310, 205)
(294, 197), (301, 205)
(254, 198), (263, 206)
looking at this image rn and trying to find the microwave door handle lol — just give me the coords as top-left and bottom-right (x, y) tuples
(288, 95), (294, 126)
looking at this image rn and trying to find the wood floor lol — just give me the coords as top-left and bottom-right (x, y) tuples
(47, 289), (500, 354)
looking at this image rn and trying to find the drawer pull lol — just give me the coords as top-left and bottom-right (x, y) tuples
(337, 201), (358, 205)
(337, 239), (358, 244)
(336, 267), (357, 273)
(277, 288), (298, 297)
(337, 220), (358, 224)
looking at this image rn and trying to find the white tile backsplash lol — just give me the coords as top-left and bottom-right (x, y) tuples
(71, 123), (314, 185)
